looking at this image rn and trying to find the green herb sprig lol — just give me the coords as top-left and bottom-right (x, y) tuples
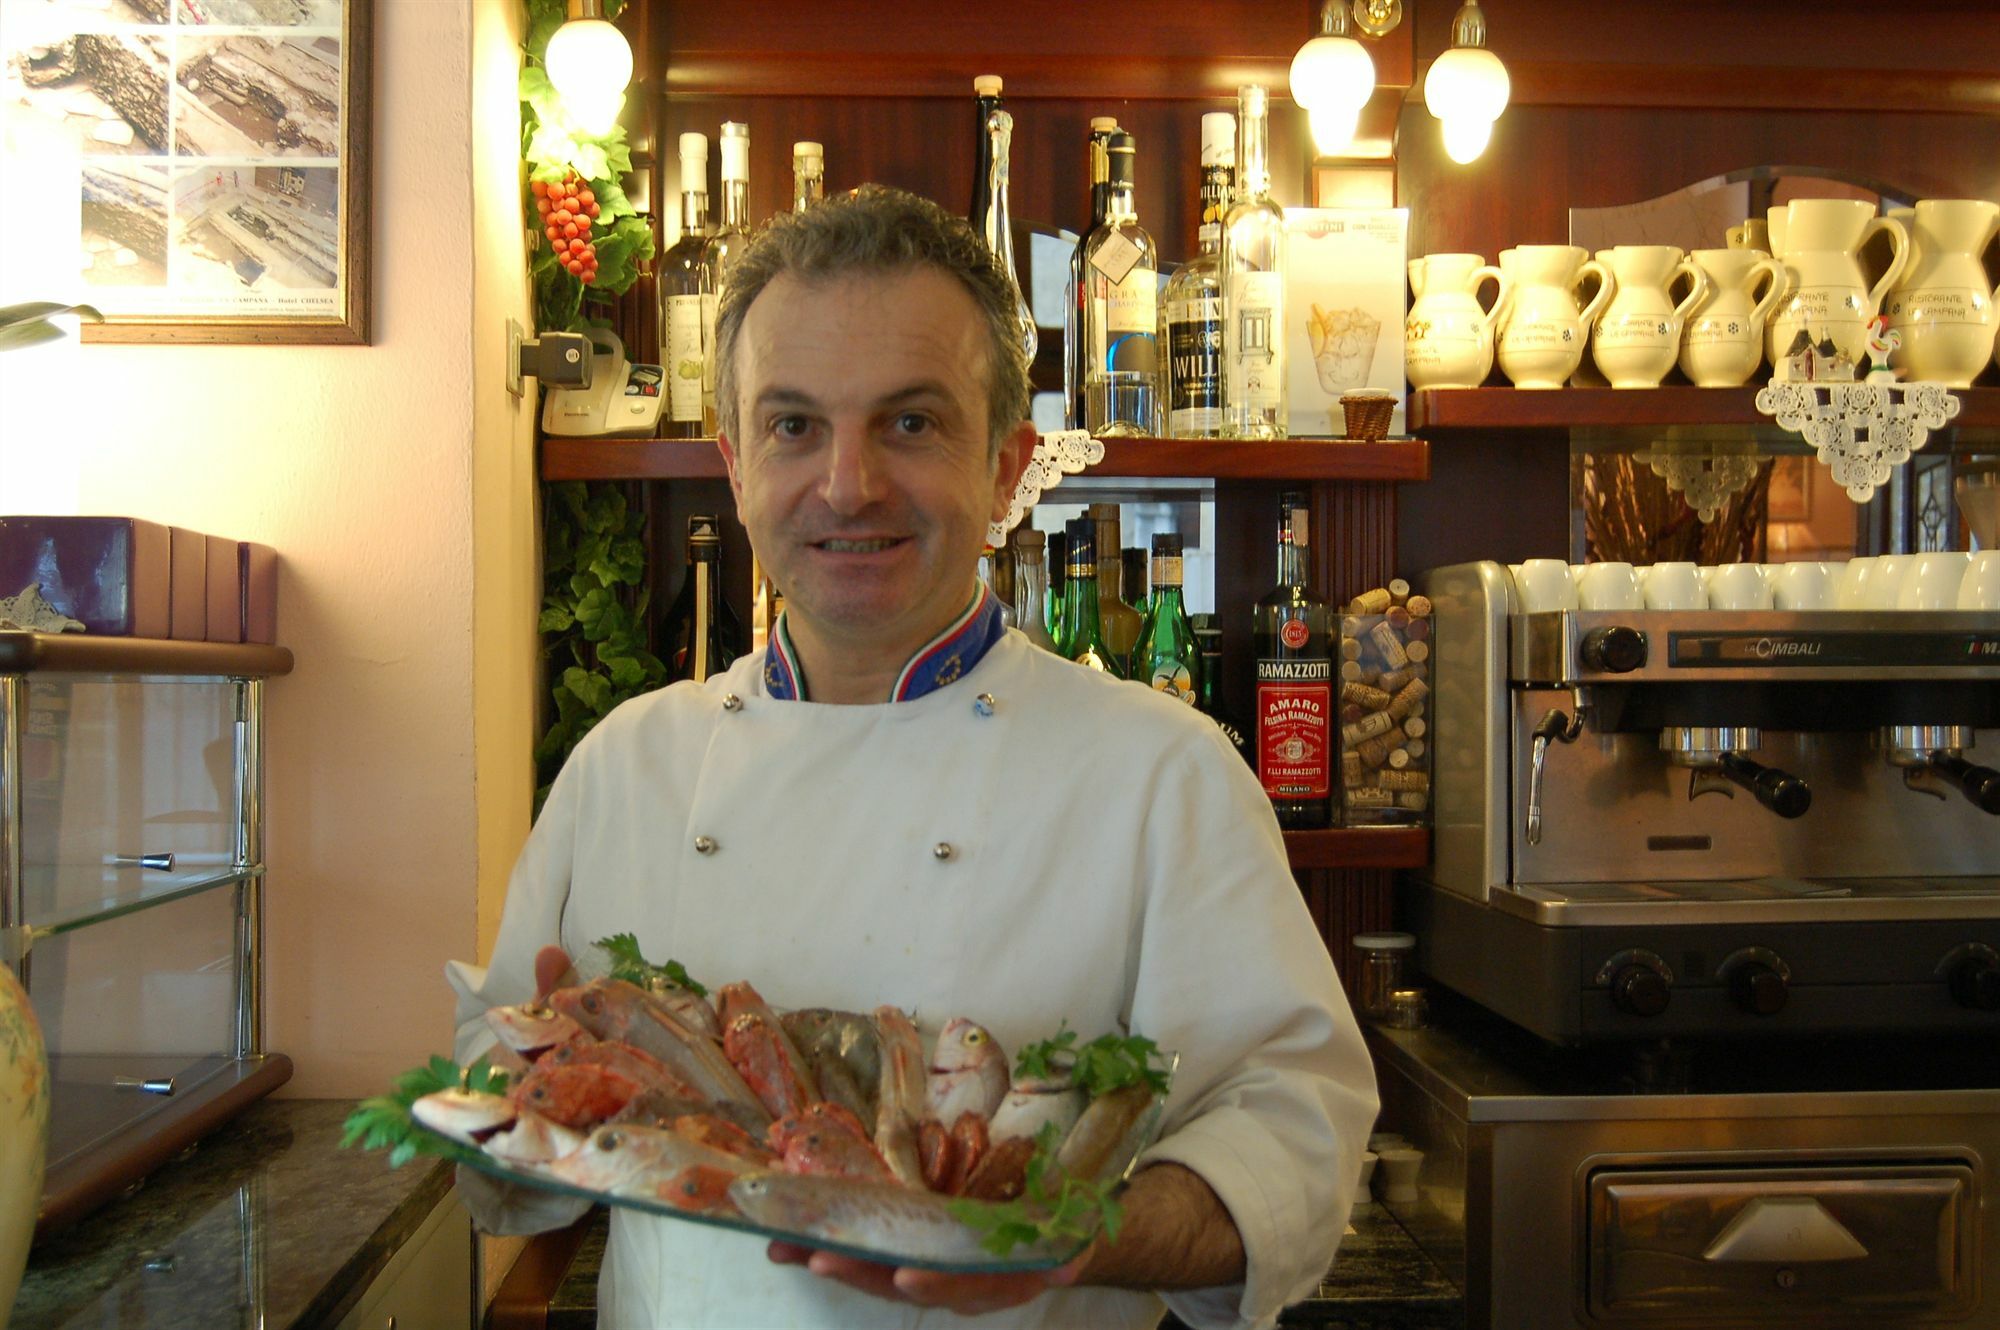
(1014, 1023), (1171, 1098)
(340, 1056), (510, 1169)
(948, 1122), (1126, 1257)
(594, 932), (707, 997)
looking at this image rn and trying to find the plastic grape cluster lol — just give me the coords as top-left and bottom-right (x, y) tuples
(534, 172), (601, 284)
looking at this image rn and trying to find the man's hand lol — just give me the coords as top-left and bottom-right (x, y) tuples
(455, 1163), (594, 1237)
(766, 1240), (1091, 1316)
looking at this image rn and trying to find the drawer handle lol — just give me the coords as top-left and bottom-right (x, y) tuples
(112, 853), (176, 872)
(1703, 1196), (1869, 1264)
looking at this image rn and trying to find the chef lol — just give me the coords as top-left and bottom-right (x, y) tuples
(450, 184), (1377, 1329)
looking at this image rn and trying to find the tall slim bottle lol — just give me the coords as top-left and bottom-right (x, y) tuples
(1055, 518), (1121, 676)
(658, 132), (712, 439)
(1122, 547), (1150, 620)
(792, 140), (824, 211)
(1008, 527), (1059, 653)
(701, 121), (751, 427)
(981, 98), (1037, 363)
(1195, 625), (1254, 764)
(1253, 494), (1332, 827)
(1066, 117), (1120, 429)
(1163, 111), (1235, 439)
(1045, 527), (1067, 643)
(1222, 86), (1288, 439)
(662, 515), (743, 684)
(1082, 131), (1161, 436)
(1134, 533), (1200, 704)
(1087, 502), (1142, 674)
(969, 75), (1004, 224)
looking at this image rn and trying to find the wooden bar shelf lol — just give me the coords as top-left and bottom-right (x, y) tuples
(1283, 827), (1429, 871)
(541, 435), (1430, 483)
(1409, 385), (2000, 433)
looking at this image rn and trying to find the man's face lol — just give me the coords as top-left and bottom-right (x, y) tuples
(719, 267), (1032, 660)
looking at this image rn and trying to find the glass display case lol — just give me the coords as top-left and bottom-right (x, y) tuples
(0, 632), (293, 1231)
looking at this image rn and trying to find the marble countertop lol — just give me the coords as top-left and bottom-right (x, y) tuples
(17, 1098), (450, 1330)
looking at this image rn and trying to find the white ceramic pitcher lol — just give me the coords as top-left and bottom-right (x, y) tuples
(1767, 198), (1910, 369)
(1680, 247), (1787, 387)
(1497, 245), (1615, 389)
(1406, 252), (1511, 389)
(1591, 246), (1710, 388)
(1884, 198), (2000, 388)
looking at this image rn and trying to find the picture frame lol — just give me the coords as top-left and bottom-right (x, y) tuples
(0, 0), (371, 345)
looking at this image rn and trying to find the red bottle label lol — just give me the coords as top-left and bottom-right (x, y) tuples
(1280, 618), (1309, 649)
(1256, 680), (1332, 799)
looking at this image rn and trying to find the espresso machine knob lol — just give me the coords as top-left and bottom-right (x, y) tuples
(1728, 961), (1790, 1015)
(1947, 954), (2000, 1012)
(1715, 751), (1812, 818)
(1579, 625), (1647, 674)
(1610, 960), (1672, 1017)
(1931, 755), (2000, 815)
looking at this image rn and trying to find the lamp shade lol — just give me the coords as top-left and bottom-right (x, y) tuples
(544, 17), (632, 135)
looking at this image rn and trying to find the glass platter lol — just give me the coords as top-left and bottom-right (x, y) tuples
(415, 1087), (1170, 1274)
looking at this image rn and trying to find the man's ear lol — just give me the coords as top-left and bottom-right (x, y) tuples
(716, 430), (745, 511)
(988, 420), (1039, 525)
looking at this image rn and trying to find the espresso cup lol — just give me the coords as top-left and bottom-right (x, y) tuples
(1835, 556), (1880, 610)
(1768, 561), (1840, 610)
(1871, 555), (1918, 610)
(1957, 552), (2000, 610)
(1576, 561), (1644, 610)
(1642, 562), (1705, 610)
(1708, 562), (1772, 611)
(1897, 552), (1971, 610)
(1515, 558), (1579, 612)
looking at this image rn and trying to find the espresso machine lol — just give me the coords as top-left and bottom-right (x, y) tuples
(1368, 559), (2000, 1328)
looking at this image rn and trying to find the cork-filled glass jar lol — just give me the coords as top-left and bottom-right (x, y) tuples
(1335, 589), (1433, 827)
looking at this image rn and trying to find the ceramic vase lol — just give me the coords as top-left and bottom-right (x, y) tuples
(1496, 245), (1615, 389)
(1591, 245), (1710, 388)
(1680, 248), (1787, 387)
(1405, 253), (1511, 389)
(0, 965), (47, 1330)
(1766, 199), (1910, 370)
(1884, 198), (2000, 388)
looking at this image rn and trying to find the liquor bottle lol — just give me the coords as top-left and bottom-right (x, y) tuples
(1055, 517), (1122, 676)
(1222, 85), (1289, 439)
(1087, 503), (1142, 673)
(1045, 527), (1067, 643)
(1253, 494), (1332, 826)
(1008, 527), (1060, 653)
(982, 545), (1017, 629)
(1195, 624), (1254, 765)
(659, 131), (712, 439)
(701, 120), (751, 426)
(1134, 533), (1200, 705)
(1066, 117), (1120, 429)
(977, 94), (1037, 363)
(792, 140), (824, 212)
(969, 75), (1004, 226)
(1082, 131), (1161, 436)
(1163, 111), (1234, 439)
(1122, 546), (1150, 620)
(662, 515), (742, 684)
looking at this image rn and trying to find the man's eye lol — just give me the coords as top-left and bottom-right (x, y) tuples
(893, 412), (934, 436)
(769, 415), (812, 439)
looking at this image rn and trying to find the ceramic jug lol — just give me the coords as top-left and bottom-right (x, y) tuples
(1680, 247), (1787, 387)
(1766, 198), (1910, 370)
(1496, 245), (1615, 389)
(1591, 246), (1710, 388)
(1405, 252), (1511, 389)
(0, 966), (48, 1330)
(1726, 218), (1770, 252)
(1884, 198), (2000, 387)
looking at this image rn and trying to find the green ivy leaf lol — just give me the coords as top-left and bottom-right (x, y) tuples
(538, 605), (575, 633)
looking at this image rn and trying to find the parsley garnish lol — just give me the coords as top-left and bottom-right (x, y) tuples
(947, 1122), (1127, 1257)
(1013, 1023), (1171, 1098)
(594, 932), (707, 996)
(340, 1055), (510, 1169)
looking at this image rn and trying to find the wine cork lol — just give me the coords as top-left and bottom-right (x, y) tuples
(1387, 747), (1411, 769)
(1377, 769), (1429, 793)
(1340, 661), (1377, 684)
(1357, 725), (1409, 768)
(1387, 678), (1430, 721)
(1348, 787), (1395, 809)
(1388, 578), (1410, 603)
(1340, 637), (1363, 661)
(1376, 666), (1417, 694)
(1342, 616), (1365, 638)
(1369, 622), (1409, 670)
(1405, 617), (1430, 643)
(1351, 588), (1391, 616)
(1395, 791), (1430, 812)
(1342, 681), (1392, 710)
(1405, 639), (1430, 664)
(1342, 751), (1364, 786)
(1402, 717), (1427, 739)
(1341, 702), (1365, 724)
(1404, 739), (1425, 759)
(1386, 605), (1412, 629)
(1407, 595), (1432, 618)
(1342, 711), (1395, 746)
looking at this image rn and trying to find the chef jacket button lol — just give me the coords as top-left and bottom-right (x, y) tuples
(722, 694), (743, 712)
(694, 835), (718, 855)
(933, 842), (955, 861)
(973, 692), (996, 717)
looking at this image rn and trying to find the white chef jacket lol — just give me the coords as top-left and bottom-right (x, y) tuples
(450, 628), (1377, 1330)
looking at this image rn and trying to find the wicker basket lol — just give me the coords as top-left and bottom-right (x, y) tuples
(1340, 392), (1396, 442)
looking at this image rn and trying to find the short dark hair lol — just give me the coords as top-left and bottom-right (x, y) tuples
(712, 184), (1032, 459)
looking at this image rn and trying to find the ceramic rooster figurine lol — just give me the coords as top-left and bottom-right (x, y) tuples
(1863, 315), (1903, 384)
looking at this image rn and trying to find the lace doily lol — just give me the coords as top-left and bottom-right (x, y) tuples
(1754, 380), (1961, 503)
(988, 429), (1106, 548)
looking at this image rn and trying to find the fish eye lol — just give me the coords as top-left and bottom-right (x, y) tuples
(966, 1030), (985, 1045)
(524, 1003), (551, 1019)
(582, 994), (601, 1014)
(598, 1130), (622, 1150)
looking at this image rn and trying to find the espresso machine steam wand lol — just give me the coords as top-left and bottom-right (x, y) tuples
(1885, 726), (2000, 814)
(1660, 727), (1813, 818)
(1526, 688), (1590, 846)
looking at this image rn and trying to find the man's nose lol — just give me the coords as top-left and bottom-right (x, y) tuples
(818, 422), (884, 514)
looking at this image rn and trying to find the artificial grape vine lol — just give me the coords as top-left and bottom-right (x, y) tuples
(534, 172), (602, 284)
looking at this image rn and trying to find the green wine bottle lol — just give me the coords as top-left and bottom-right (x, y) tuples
(1055, 518), (1123, 677)
(1134, 533), (1199, 704)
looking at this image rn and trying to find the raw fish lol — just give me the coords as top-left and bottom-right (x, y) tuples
(718, 983), (818, 1119)
(926, 1018), (1009, 1123)
(549, 979), (769, 1125)
(729, 1173), (1015, 1264)
(988, 1075), (1086, 1144)
(484, 1002), (589, 1060)
(870, 1005), (929, 1187)
(781, 1008), (880, 1125)
(411, 1089), (516, 1146)
(547, 1123), (763, 1198)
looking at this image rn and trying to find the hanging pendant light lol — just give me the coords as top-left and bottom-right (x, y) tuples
(543, 0), (633, 137)
(1290, 0), (1375, 156)
(1424, 0), (1510, 164)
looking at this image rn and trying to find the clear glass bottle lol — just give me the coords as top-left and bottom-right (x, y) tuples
(658, 131), (712, 439)
(1134, 533), (1200, 704)
(1222, 85), (1288, 439)
(1082, 131), (1161, 436)
(1008, 528), (1059, 653)
(792, 140), (824, 212)
(701, 120), (751, 428)
(981, 101), (1037, 364)
(1066, 117), (1119, 429)
(661, 515), (743, 684)
(982, 545), (1017, 629)
(1087, 502), (1142, 674)
(969, 75), (1003, 226)
(1055, 518), (1121, 676)
(1163, 111), (1234, 439)
(1253, 493), (1332, 827)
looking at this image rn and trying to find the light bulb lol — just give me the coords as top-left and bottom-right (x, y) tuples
(1425, 42), (1507, 164)
(1441, 117), (1493, 164)
(544, 16), (632, 136)
(1289, 33), (1374, 115)
(1308, 105), (1361, 156)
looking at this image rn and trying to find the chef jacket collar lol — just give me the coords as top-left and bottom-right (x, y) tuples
(762, 585), (1006, 704)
